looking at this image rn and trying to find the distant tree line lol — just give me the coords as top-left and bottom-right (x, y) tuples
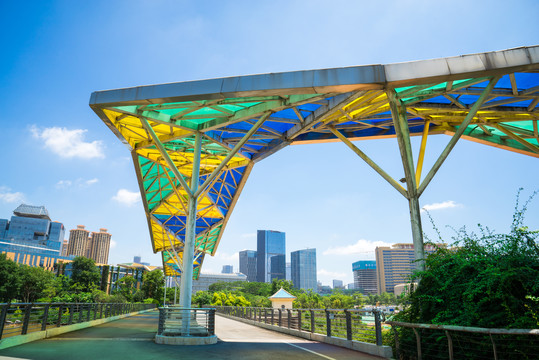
(0, 255), (164, 304)
(190, 278), (400, 309)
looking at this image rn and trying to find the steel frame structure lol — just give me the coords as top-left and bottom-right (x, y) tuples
(90, 46), (539, 320)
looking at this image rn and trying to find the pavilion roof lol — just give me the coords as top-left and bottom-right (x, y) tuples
(90, 46), (539, 278)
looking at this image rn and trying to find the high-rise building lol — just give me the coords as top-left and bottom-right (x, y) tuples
(352, 260), (377, 294)
(286, 262), (291, 281)
(375, 243), (443, 294)
(0, 204), (70, 270)
(61, 239), (69, 257)
(67, 225), (111, 264)
(291, 248), (317, 291)
(222, 265), (233, 274)
(239, 250), (257, 281)
(333, 279), (344, 289)
(67, 225), (90, 257)
(88, 228), (111, 264)
(134, 255), (141, 263)
(256, 230), (286, 283)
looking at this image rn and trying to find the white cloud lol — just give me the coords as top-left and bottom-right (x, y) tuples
(317, 269), (347, 278)
(110, 240), (117, 249)
(421, 200), (461, 213)
(30, 126), (105, 159)
(112, 189), (141, 206)
(56, 178), (99, 189)
(0, 186), (25, 203)
(214, 251), (239, 262)
(85, 178), (99, 186)
(240, 233), (256, 239)
(323, 239), (393, 256)
(56, 180), (73, 189)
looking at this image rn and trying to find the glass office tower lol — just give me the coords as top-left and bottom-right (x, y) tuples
(256, 230), (286, 283)
(239, 250), (257, 281)
(291, 248), (317, 291)
(0, 204), (69, 270)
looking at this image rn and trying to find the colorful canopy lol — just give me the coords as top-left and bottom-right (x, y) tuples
(90, 46), (539, 279)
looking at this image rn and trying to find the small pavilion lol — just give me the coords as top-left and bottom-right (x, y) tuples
(269, 288), (297, 309)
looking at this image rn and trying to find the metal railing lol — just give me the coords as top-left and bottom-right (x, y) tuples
(386, 320), (539, 360)
(157, 307), (215, 337)
(215, 306), (385, 345)
(0, 302), (156, 340)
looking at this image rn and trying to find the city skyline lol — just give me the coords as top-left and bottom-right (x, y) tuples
(1, 1), (538, 286)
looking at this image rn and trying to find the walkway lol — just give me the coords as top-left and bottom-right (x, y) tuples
(0, 310), (385, 360)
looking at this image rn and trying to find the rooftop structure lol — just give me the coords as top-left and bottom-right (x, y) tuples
(90, 46), (539, 309)
(13, 204), (51, 220)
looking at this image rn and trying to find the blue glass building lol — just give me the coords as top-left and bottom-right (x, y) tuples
(291, 248), (317, 291)
(256, 230), (286, 283)
(0, 204), (72, 270)
(239, 250), (257, 281)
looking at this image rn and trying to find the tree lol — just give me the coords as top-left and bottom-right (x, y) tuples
(0, 254), (21, 302)
(393, 192), (539, 358)
(271, 279), (296, 295)
(100, 265), (110, 292)
(115, 275), (137, 301)
(70, 257), (100, 292)
(192, 291), (212, 307)
(19, 265), (54, 303)
(141, 269), (164, 301)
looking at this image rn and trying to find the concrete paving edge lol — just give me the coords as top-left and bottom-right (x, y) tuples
(0, 308), (156, 350)
(216, 313), (393, 359)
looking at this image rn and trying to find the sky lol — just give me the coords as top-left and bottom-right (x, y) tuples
(1, 0), (538, 286)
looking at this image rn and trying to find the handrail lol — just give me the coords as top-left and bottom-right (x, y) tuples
(386, 320), (539, 335)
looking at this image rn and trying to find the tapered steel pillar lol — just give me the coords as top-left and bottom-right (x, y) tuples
(388, 90), (426, 271)
(179, 131), (202, 333)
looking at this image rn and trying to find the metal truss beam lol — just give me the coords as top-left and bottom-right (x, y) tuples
(417, 77), (500, 197)
(194, 113), (269, 198)
(327, 125), (408, 198)
(140, 116), (194, 198)
(252, 91), (367, 163)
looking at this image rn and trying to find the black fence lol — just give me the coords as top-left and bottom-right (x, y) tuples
(0, 302), (156, 340)
(215, 306), (385, 345)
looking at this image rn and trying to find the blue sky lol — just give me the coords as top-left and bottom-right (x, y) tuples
(1, 0), (538, 286)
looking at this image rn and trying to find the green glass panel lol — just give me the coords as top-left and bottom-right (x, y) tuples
(114, 105), (138, 113)
(395, 86), (414, 93)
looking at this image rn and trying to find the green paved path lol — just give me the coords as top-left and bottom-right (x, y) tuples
(0, 310), (385, 360)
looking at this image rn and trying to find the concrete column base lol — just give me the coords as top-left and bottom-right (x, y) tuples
(155, 334), (217, 345)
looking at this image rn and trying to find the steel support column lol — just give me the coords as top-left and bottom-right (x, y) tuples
(388, 89), (425, 270)
(180, 131), (202, 334)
